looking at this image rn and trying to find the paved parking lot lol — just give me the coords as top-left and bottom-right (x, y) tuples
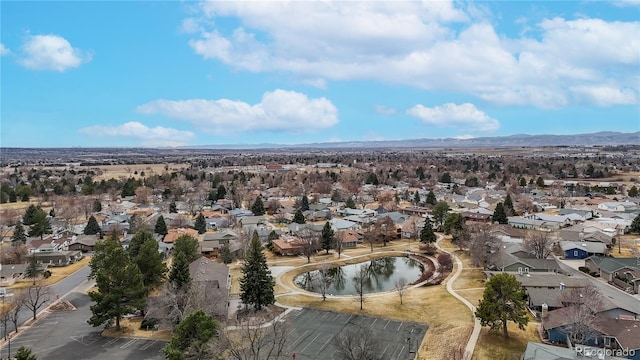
(0, 292), (165, 360)
(284, 309), (428, 360)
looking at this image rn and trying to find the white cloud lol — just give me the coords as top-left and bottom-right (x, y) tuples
(0, 43), (9, 56)
(374, 105), (396, 115)
(406, 103), (500, 131)
(79, 121), (195, 147)
(136, 89), (338, 134)
(18, 34), (91, 71)
(570, 85), (637, 106)
(186, 2), (638, 107)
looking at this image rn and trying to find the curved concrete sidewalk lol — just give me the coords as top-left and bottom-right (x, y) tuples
(435, 236), (481, 360)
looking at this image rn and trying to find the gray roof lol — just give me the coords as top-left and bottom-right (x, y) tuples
(560, 241), (607, 254)
(526, 288), (563, 308)
(486, 271), (587, 288)
(587, 256), (640, 272)
(521, 341), (627, 360)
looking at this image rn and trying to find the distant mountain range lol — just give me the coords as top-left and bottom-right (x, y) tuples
(186, 131), (639, 150)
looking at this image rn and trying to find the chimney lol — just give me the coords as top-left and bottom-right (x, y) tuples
(541, 303), (548, 319)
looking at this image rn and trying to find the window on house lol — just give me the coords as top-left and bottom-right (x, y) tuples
(574, 250), (578, 257)
(604, 337), (611, 346)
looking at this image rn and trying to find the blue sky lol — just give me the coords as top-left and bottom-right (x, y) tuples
(1, 0), (639, 148)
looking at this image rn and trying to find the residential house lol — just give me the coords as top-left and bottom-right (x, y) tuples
(0, 264), (29, 286)
(201, 230), (243, 258)
(68, 234), (100, 252)
(34, 250), (83, 267)
(335, 208), (376, 218)
(462, 211), (492, 223)
(163, 228), (199, 244)
(598, 201), (638, 212)
(560, 241), (607, 259)
(271, 235), (306, 256)
(329, 218), (360, 232)
(560, 229), (616, 247)
(490, 250), (561, 273)
(188, 257), (230, 322)
(508, 217), (559, 231)
(490, 224), (525, 243)
(558, 209), (593, 221)
(585, 256), (640, 294)
(335, 230), (362, 248)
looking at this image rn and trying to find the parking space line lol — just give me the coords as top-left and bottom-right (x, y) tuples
(120, 339), (138, 349)
(300, 333), (321, 353)
(140, 340), (157, 351)
(103, 338), (119, 346)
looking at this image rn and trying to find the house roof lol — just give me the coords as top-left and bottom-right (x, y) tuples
(526, 288), (564, 308)
(587, 256), (640, 272)
(521, 342), (627, 360)
(0, 264), (28, 278)
(487, 271), (586, 288)
(596, 318), (640, 350)
(202, 230), (239, 242)
(188, 257), (229, 287)
(560, 241), (607, 254)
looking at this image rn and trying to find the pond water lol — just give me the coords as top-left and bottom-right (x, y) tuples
(293, 256), (424, 296)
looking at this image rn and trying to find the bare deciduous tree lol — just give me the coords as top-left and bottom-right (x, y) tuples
(394, 277), (408, 305)
(298, 229), (319, 263)
(468, 224), (500, 268)
(353, 265), (369, 310)
(23, 280), (52, 321)
(8, 291), (25, 334)
(150, 280), (226, 328)
(332, 325), (382, 360)
(219, 316), (289, 360)
(555, 286), (605, 345)
(524, 230), (553, 259)
(313, 264), (333, 301)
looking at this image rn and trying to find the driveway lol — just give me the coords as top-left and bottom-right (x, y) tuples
(0, 291), (165, 360)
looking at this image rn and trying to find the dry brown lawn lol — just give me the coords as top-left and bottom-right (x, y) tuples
(611, 236), (640, 258)
(473, 321), (541, 360)
(103, 317), (172, 340)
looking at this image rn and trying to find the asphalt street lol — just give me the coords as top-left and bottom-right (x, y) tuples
(0, 265), (92, 340)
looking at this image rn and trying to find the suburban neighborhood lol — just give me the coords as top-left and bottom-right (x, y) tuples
(0, 144), (638, 359)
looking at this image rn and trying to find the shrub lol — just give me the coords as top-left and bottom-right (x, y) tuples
(140, 317), (158, 330)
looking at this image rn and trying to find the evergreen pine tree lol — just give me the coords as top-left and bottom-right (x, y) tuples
(169, 251), (191, 290)
(504, 194), (517, 216)
(134, 237), (167, 293)
(413, 191), (421, 205)
(345, 197), (356, 209)
(163, 310), (218, 360)
(293, 209), (306, 224)
(194, 213), (206, 234)
(630, 214), (640, 234)
(219, 244), (233, 264)
(420, 218), (437, 243)
(217, 184), (227, 200)
(169, 201), (177, 213)
(173, 235), (200, 263)
(127, 230), (154, 259)
(25, 254), (43, 284)
(88, 234), (146, 331)
(155, 215), (168, 236)
(84, 215), (102, 235)
(492, 202), (509, 224)
(321, 221), (334, 254)
(15, 346), (38, 360)
(93, 199), (102, 213)
(22, 205), (39, 225)
(251, 196), (265, 216)
(11, 220), (27, 245)
(475, 273), (529, 338)
(301, 195), (310, 211)
(240, 235), (275, 311)
(425, 191), (437, 206)
(28, 208), (51, 239)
